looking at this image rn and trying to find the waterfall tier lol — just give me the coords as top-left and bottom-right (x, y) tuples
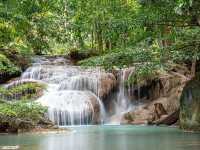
(3, 56), (141, 126)
(19, 56), (108, 126)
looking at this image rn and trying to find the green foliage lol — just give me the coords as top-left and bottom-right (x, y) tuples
(0, 54), (20, 74)
(0, 100), (47, 125)
(0, 21), (15, 47)
(0, 0), (200, 78)
(0, 82), (46, 100)
(0, 0), (199, 132)
(0, 0), (62, 55)
(79, 47), (154, 70)
(126, 62), (163, 85)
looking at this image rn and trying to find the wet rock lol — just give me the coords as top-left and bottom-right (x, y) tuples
(0, 72), (21, 84)
(123, 105), (153, 125)
(121, 71), (187, 125)
(153, 103), (168, 120)
(180, 78), (200, 131)
(153, 110), (179, 125)
(99, 73), (117, 98)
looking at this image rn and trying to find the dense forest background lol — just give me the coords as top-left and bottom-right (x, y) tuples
(1, 0), (200, 76)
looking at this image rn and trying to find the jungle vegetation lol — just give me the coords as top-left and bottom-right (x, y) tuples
(0, 0), (199, 74)
(0, 0), (200, 132)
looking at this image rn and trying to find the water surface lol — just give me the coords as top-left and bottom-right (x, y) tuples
(0, 126), (200, 150)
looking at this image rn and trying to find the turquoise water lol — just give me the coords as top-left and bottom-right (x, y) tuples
(0, 125), (200, 150)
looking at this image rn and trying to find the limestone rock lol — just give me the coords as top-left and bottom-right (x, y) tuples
(99, 73), (117, 98)
(180, 78), (200, 131)
(121, 71), (187, 125)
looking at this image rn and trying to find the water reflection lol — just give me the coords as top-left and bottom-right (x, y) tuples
(0, 126), (200, 150)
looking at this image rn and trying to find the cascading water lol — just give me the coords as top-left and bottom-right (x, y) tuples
(17, 56), (106, 126)
(3, 56), (142, 126)
(116, 70), (132, 113)
(108, 68), (140, 124)
(107, 70), (131, 124)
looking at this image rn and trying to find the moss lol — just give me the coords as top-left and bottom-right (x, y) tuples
(0, 82), (46, 101)
(180, 78), (200, 131)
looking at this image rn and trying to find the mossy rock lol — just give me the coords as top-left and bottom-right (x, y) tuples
(0, 101), (47, 133)
(0, 82), (46, 101)
(180, 77), (200, 131)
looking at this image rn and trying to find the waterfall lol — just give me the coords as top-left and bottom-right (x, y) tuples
(115, 70), (131, 114)
(108, 68), (137, 124)
(3, 56), (142, 125)
(18, 56), (106, 126)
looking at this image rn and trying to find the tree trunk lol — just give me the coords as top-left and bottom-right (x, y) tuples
(191, 48), (198, 78)
(191, 58), (196, 78)
(91, 30), (94, 49)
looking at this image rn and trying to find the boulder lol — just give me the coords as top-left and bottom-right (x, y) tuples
(153, 110), (179, 125)
(180, 78), (200, 131)
(121, 71), (187, 125)
(122, 105), (153, 125)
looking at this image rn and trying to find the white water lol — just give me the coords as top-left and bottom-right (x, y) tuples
(20, 56), (106, 125)
(108, 69), (135, 124)
(3, 56), (138, 126)
(115, 70), (132, 113)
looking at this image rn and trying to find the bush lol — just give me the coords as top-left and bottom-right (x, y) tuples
(126, 62), (163, 86)
(78, 48), (154, 70)
(0, 101), (47, 122)
(68, 48), (98, 61)
(0, 54), (20, 74)
(0, 100), (47, 131)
